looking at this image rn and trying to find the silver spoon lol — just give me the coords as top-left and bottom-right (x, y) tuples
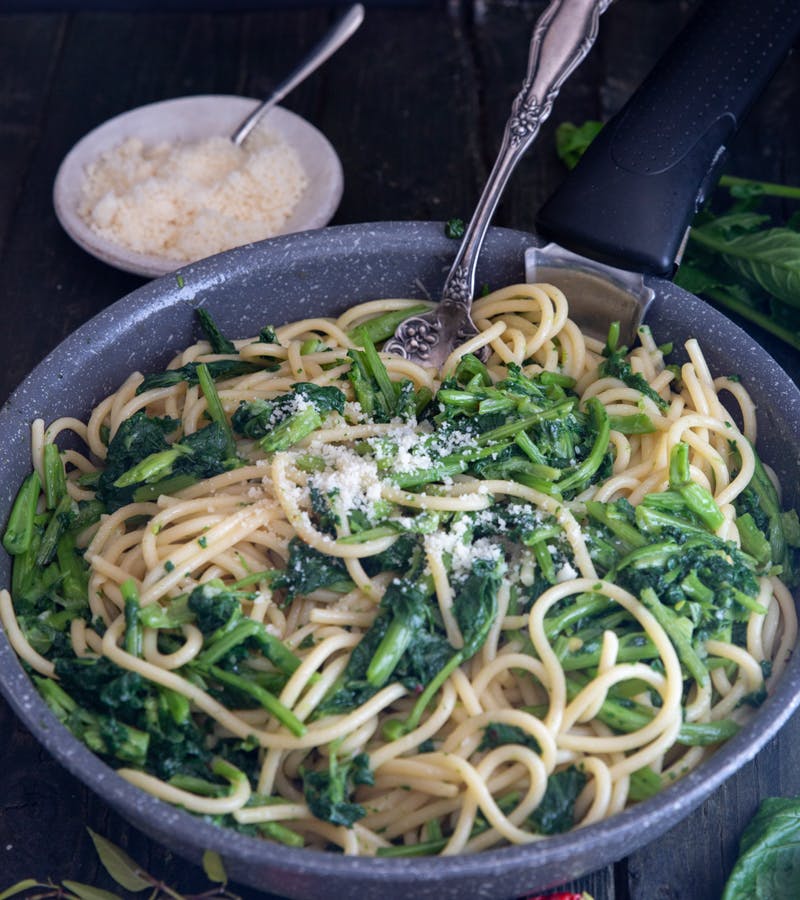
(231, 4), (365, 146)
(384, 0), (611, 367)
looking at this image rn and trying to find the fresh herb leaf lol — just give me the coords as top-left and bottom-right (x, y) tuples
(301, 748), (373, 827)
(196, 308), (236, 354)
(87, 828), (152, 891)
(529, 766), (587, 835)
(478, 722), (541, 754)
(444, 217), (465, 239)
(555, 119), (603, 169)
(722, 796), (800, 899)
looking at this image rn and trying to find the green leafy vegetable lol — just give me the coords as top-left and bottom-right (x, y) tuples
(444, 217), (465, 239)
(301, 747), (373, 827)
(196, 308), (236, 354)
(529, 766), (587, 835)
(478, 722), (541, 754)
(722, 797), (800, 899)
(555, 119), (604, 169)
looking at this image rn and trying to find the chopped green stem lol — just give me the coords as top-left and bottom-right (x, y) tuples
(455, 353), (492, 386)
(197, 362), (236, 459)
(121, 579), (142, 657)
(732, 587), (768, 616)
(544, 594), (610, 640)
(3, 471), (42, 555)
(294, 454), (327, 473)
(206, 665), (306, 736)
(36, 494), (74, 567)
(113, 447), (188, 488)
(557, 398), (610, 492)
(736, 513), (772, 567)
(132, 473), (198, 501)
(414, 386), (434, 417)
(522, 525), (563, 547)
(367, 616), (415, 688)
(559, 633), (657, 670)
(231, 569), (278, 589)
(668, 443), (724, 531)
(635, 505), (709, 536)
(160, 685), (191, 724)
(400, 651), (464, 735)
(608, 540), (680, 580)
(169, 774), (228, 796)
(356, 327), (397, 413)
(532, 540), (556, 583)
(259, 821), (305, 847)
(477, 401), (575, 445)
(198, 617), (303, 677)
(678, 482), (725, 531)
(43, 443), (67, 509)
(337, 526), (399, 545)
(300, 338), (324, 354)
(608, 413), (656, 435)
(56, 532), (89, 605)
(260, 406), (323, 453)
(565, 675), (738, 745)
(348, 304), (431, 344)
(669, 441), (691, 486)
(138, 595), (193, 628)
(628, 766), (663, 801)
(585, 500), (647, 550)
(212, 756), (253, 791)
(718, 174), (800, 199)
(514, 430), (547, 465)
(639, 587), (708, 686)
(681, 571), (715, 605)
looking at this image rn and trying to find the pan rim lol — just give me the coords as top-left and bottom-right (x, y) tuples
(1, 221), (798, 896)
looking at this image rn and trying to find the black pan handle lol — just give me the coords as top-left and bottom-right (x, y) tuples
(535, 0), (800, 276)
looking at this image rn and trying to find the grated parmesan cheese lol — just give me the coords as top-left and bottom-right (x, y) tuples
(78, 130), (308, 262)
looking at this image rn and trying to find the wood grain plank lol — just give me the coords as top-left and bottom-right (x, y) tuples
(0, 15), (64, 252)
(317, 5), (483, 225)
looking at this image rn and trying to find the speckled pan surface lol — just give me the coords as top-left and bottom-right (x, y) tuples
(1, 223), (798, 899)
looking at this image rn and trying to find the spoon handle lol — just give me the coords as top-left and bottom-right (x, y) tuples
(231, 4), (365, 146)
(441, 0), (611, 307)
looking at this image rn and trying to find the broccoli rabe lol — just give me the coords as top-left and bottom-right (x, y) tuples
(301, 745), (374, 827)
(232, 382), (346, 452)
(98, 418), (237, 510)
(529, 767), (587, 835)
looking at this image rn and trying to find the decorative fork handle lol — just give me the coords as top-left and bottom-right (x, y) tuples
(441, 0), (612, 308)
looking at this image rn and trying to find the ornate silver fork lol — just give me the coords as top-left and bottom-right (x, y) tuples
(384, 0), (612, 368)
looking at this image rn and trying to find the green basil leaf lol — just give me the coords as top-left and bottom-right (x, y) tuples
(722, 797), (800, 899)
(86, 829), (152, 892)
(0, 880), (46, 900)
(62, 882), (124, 900)
(690, 225), (800, 308)
(554, 119), (603, 169)
(202, 849), (228, 883)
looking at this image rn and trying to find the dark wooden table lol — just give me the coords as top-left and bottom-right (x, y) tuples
(0, 2), (798, 897)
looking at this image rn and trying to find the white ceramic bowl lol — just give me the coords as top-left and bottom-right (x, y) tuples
(53, 95), (345, 278)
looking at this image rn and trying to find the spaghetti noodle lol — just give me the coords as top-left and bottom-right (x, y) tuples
(1, 283), (797, 856)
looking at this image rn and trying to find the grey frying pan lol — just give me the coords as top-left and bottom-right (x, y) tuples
(0, 221), (798, 898)
(1, 0), (800, 896)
